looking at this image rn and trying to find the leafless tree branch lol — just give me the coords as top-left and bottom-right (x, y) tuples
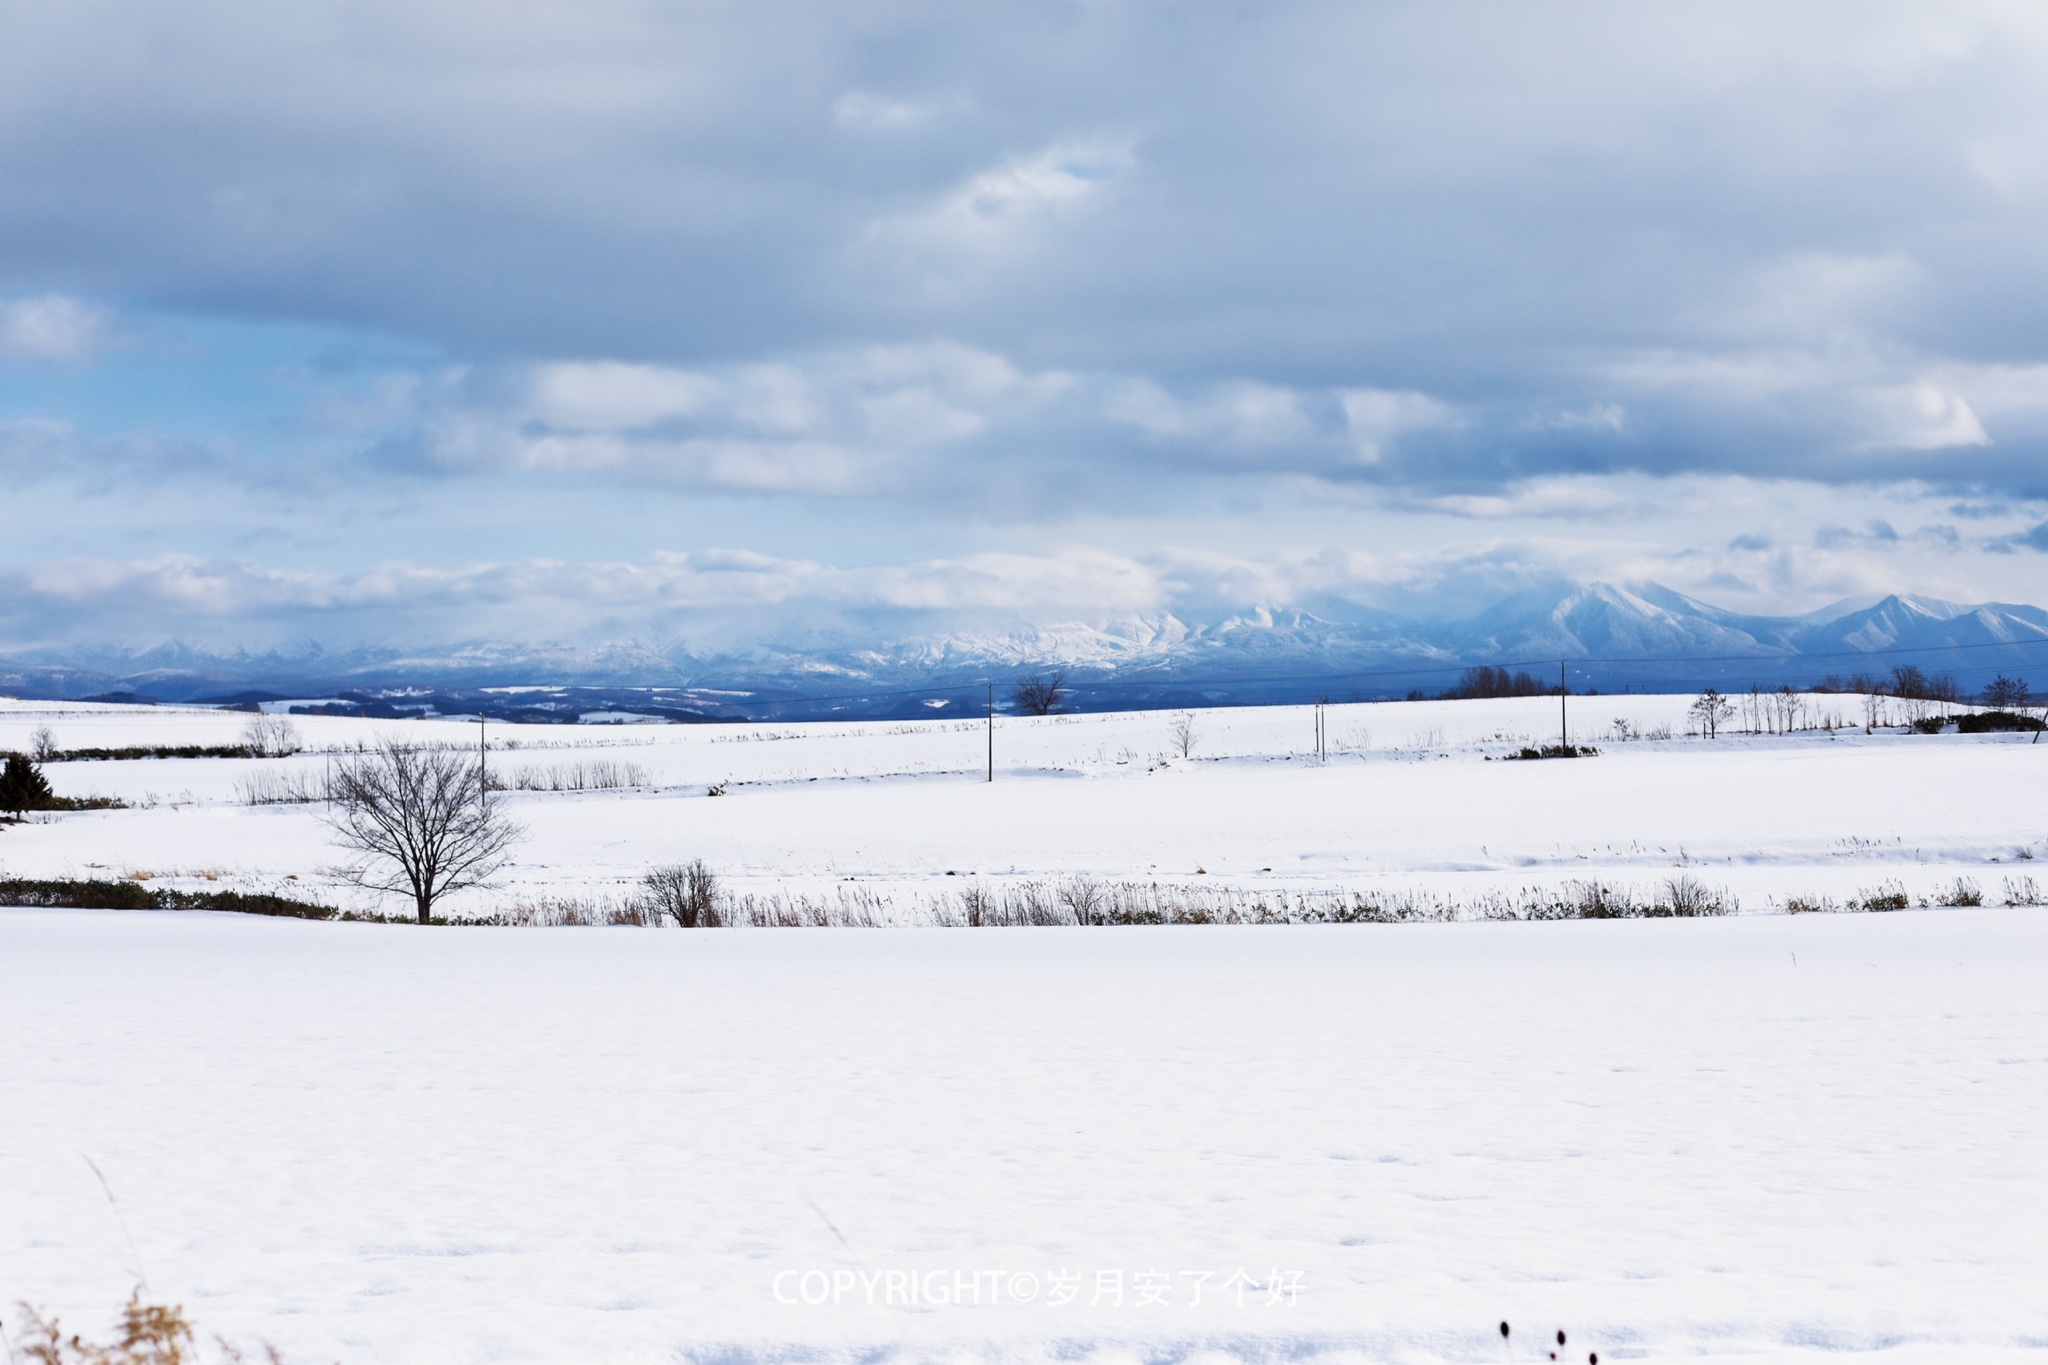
(324, 737), (523, 923)
(1011, 670), (1067, 716)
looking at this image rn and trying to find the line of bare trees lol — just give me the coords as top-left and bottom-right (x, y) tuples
(1813, 666), (2030, 708)
(1690, 671), (2039, 738)
(1444, 666), (1554, 699)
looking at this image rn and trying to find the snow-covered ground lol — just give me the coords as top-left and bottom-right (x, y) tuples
(0, 692), (2040, 915)
(2, 907), (2043, 1363)
(4, 695), (2046, 1361)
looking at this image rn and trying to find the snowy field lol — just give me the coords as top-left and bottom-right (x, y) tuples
(2, 908), (2044, 1363)
(1, 691), (2044, 916)
(3, 694), (2047, 1362)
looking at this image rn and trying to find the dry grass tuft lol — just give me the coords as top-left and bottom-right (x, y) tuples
(1852, 881), (1911, 912)
(1935, 876), (1984, 907)
(503, 760), (650, 792)
(501, 893), (645, 926)
(4, 1289), (296, 1364)
(7, 1291), (193, 1363)
(234, 771), (327, 806)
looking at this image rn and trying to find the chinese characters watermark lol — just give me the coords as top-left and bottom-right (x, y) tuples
(771, 1266), (1305, 1309)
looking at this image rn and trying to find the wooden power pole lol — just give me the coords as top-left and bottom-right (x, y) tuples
(1559, 660), (1568, 750)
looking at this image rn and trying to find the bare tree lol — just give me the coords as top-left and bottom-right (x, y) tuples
(240, 714), (304, 757)
(30, 726), (57, 762)
(1773, 685), (1802, 734)
(1010, 670), (1068, 716)
(1740, 683), (1765, 735)
(1688, 688), (1733, 739)
(325, 737), (523, 923)
(640, 860), (722, 927)
(1983, 674), (2029, 710)
(1168, 710), (1198, 758)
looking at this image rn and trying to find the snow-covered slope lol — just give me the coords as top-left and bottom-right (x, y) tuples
(1437, 582), (1779, 662)
(6, 583), (2048, 712)
(1788, 594), (2048, 658)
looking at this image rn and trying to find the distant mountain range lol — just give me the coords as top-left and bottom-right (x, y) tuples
(5, 582), (2046, 720)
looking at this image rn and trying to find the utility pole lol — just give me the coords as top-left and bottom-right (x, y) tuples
(479, 711), (488, 806)
(1559, 660), (1568, 751)
(987, 683), (994, 782)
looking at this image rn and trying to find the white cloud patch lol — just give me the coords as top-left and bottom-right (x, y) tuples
(1862, 382), (1989, 452)
(1597, 345), (2026, 464)
(1695, 251), (1927, 345)
(529, 361), (722, 431)
(0, 546), (1178, 645)
(1920, 362), (2048, 440)
(831, 90), (958, 132)
(852, 138), (1138, 288)
(1602, 347), (1840, 402)
(1339, 389), (1458, 463)
(1106, 379), (1319, 450)
(1525, 402), (1626, 434)
(516, 435), (870, 495)
(377, 341), (1461, 492)
(0, 294), (111, 363)
(949, 140), (1132, 222)
(1413, 476), (1647, 522)
(404, 343), (1072, 494)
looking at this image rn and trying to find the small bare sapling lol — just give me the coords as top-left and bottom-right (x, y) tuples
(1688, 689), (1733, 738)
(640, 859), (723, 927)
(240, 714), (304, 757)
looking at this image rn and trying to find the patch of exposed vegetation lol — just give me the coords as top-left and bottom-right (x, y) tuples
(0, 878), (338, 919)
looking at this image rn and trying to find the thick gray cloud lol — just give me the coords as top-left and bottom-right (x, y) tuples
(3, 3), (2046, 481)
(5, 2), (2048, 650)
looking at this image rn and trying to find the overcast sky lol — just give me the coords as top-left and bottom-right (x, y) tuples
(6, 1), (2048, 652)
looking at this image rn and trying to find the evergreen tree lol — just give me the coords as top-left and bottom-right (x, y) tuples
(0, 754), (53, 816)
